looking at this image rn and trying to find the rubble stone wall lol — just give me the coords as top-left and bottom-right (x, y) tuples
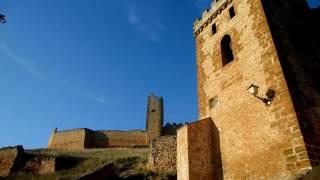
(0, 146), (24, 177)
(23, 157), (56, 175)
(148, 136), (177, 173)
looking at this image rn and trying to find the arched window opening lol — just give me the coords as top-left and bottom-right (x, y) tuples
(221, 35), (234, 66)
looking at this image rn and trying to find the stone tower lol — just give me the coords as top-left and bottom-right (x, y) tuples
(177, 0), (320, 179)
(146, 94), (164, 143)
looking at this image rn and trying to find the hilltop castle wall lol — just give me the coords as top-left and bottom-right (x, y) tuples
(47, 123), (179, 150)
(48, 129), (148, 149)
(47, 94), (166, 150)
(48, 129), (87, 150)
(97, 130), (147, 147)
(47, 124), (178, 150)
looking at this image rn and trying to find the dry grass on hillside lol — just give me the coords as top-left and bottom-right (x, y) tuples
(6, 148), (151, 180)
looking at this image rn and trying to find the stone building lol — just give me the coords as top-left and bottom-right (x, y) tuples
(48, 94), (181, 150)
(146, 95), (164, 143)
(177, 0), (320, 179)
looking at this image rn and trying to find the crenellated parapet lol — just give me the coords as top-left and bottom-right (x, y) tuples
(162, 122), (186, 136)
(193, 0), (233, 38)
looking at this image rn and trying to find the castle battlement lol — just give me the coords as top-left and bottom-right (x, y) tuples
(193, 0), (233, 37)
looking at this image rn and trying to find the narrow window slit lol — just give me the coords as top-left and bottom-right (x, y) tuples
(229, 7), (235, 18)
(212, 24), (217, 35)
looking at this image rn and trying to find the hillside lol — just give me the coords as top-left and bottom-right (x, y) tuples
(3, 147), (176, 180)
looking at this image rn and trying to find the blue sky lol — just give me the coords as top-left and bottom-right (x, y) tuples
(0, 0), (319, 149)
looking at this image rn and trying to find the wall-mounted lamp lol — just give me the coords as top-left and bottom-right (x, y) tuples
(247, 84), (259, 96)
(247, 84), (275, 106)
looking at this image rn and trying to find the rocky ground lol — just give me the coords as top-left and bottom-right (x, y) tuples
(0, 146), (176, 180)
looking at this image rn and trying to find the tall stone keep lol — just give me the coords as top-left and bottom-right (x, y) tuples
(146, 94), (164, 143)
(178, 0), (320, 179)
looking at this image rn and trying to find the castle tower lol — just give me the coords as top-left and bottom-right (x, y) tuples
(146, 94), (164, 143)
(177, 0), (320, 179)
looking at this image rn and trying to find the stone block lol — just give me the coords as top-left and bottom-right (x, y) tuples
(297, 160), (312, 169)
(177, 118), (222, 180)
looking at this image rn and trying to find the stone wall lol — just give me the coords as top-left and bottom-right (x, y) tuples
(0, 146), (56, 176)
(47, 124), (183, 150)
(176, 124), (189, 180)
(192, 0), (315, 178)
(47, 95), (166, 150)
(0, 146), (24, 177)
(98, 130), (147, 147)
(85, 130), (109, 148)
(48, 128), (87, 150)
(48, 128), (148, 149)
(47, 94), (174, 150)
(177, 118), (222, 180)
(23, 157), (56, 175)
(148, 136), (176, 173)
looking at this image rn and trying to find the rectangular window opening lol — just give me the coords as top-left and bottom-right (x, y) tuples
(212, 24), (217, 35)
(229, 7), (235, 19)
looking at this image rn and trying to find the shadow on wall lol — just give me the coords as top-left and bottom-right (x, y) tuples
(86, 131), (110, 148)
(261, 0), (320, 167)
(210, 120), (223, 180)
(56, 156), (83, 170)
